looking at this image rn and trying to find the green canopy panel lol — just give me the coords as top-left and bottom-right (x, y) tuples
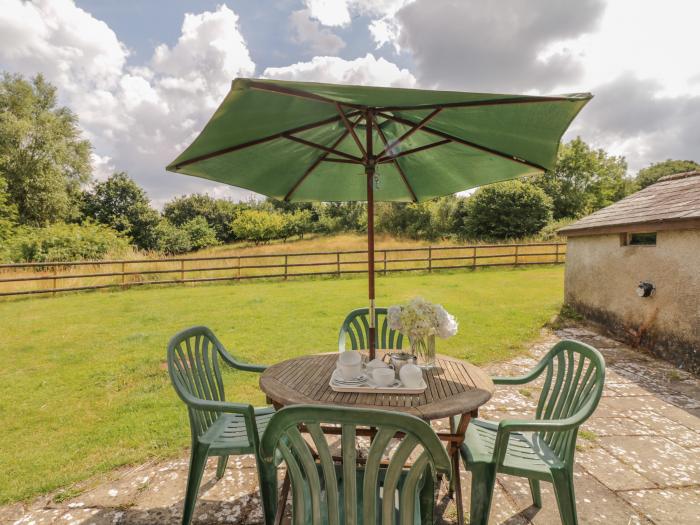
(167, 78), (592, 202)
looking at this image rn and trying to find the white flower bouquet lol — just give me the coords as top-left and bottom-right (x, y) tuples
(387, 297), (458, 367)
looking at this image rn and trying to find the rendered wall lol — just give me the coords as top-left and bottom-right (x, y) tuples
(564, 229), (700, 373)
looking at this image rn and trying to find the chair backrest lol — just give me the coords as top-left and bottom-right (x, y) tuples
(167, 326), (229, 441)
(259, 405), (451, 525)
(533, 340), (605, 465)
(338, 307), (404, 352)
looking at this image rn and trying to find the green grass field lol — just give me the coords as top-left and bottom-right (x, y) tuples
(0, 265), (563, 503)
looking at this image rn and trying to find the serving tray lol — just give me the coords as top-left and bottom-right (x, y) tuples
(329, 369), (427, 395)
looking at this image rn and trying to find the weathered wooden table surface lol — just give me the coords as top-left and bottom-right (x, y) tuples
(259, 352), (494, 525)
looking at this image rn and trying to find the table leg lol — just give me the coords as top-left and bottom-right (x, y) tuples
(453, 451), (465, 525)
(274, 472), (290, 525)
(446, 412), (471, 525)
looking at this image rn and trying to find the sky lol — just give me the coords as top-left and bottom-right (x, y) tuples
(1, 0), (699, 207)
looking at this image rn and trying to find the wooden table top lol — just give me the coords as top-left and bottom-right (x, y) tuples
(259, 353), (494, 420)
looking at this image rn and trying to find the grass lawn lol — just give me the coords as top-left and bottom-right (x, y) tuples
(0, 265), (563, 503)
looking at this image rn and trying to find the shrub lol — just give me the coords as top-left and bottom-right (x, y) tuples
(537, 217), (576, 241)
(230, 209), (285, 244)
(282, 209), (313, 240)
(153, 220), (191, 255)
(5, 222), (130, 262)
(162, 194), (242, 243)
(181, 216), (219, 250)
(464, 180), (553, 240)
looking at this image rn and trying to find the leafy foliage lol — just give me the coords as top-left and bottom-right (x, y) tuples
(635, 159), (700, 189)
(81, 172), (161, 250)
(282, 209), (313, 240)
(230, 209), (286, 244)
(5, 222), (130, 262)
(0, 176), (17, 242)
(181, 216), (219, 250)
(162, 194), (242, 243)
(154, 220), (192, 255)
(533, 137), (630, 219)
(0, 73), (91, 225)
(465, 180), (552, 239)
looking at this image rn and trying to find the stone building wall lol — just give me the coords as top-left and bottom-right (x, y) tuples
(564, 229), (700, 373)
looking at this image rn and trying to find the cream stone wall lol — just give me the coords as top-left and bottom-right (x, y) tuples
(564, 229), (700, 372)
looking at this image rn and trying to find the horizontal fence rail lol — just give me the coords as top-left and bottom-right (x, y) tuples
(0, 242), (566, 298)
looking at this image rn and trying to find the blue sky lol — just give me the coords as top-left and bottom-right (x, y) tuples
(1, 0), (699, 205)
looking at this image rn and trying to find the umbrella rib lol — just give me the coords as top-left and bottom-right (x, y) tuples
(375, 107), (441, 159)
(376, 139), (451, 162)
(372, 114), (418, 202)
(377, 112), (547, 172)
(336, 103), (366, 160)
(374, 95), (589, 112)
(248, 80), (366, 109)
(284, 115), (362, 201)
(282, 134), (363, 162)
(171, 113), (359, 170)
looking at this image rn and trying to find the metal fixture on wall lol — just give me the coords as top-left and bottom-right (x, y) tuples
(637, 281), (655, 298)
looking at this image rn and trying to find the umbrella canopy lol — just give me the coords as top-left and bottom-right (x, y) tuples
(167, 78), (592, 357)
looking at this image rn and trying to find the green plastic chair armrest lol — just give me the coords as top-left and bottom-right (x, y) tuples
(220, 353), (268, 373)
(491, 416), (581, 467)
(492, 353), (552, 385)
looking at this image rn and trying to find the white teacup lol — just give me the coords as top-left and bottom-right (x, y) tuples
(399, 364), (423, 388)
(373, 367), (396, 387)
(366, 358), (388, 372)
(337, 351), (363, 380)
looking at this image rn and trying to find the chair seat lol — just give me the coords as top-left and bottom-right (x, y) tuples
(460, 419), (564, 479)
(200, 407), (275, 454)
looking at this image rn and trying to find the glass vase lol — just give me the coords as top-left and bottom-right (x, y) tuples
(409, 334), (436, 369)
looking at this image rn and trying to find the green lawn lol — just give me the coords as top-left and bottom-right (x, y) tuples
(0, 266), (563, 503)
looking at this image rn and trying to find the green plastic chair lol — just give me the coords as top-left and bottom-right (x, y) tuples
(258, 405), (451, 525)
(167, 326), (274, 525)
(459, 339), (605, 525)
(338, 307), (405, 352)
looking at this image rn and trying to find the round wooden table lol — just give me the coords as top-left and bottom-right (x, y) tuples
(259, 352), (494, 525)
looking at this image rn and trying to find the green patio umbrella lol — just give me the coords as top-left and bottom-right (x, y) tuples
(167, 78), (591, 358)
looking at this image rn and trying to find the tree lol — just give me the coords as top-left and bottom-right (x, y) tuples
(81, 172), (161, 251)
(181, 216), (219, 250)
(162, 194), (242, 243)
(230, 209), (285, 244)
(465, 180), (552, 239)
(533, 137), (630, 219)
(282, 209), (313, 240)
(636, 159), (700, 189)
(0, 176), (17, 241)
(154, 220), (192, 255)
(0, 73), (91, 225)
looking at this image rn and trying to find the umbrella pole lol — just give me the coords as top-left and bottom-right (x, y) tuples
(366, 111), (376, 360)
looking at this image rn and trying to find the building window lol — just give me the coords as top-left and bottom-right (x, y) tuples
(621, 232), (657, 246)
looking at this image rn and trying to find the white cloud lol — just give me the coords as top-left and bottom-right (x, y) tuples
(289, 9), (346, 55)
(0, 1), (258, 203)
(263, 53), (416, 87)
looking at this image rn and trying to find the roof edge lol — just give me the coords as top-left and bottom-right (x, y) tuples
(657, 170), (700, 183)
(558, 216), (700, 237)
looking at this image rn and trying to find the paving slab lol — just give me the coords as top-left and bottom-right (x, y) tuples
(575, 446), (657, 491)
(618, 487), (700, 525)
(599, 435), (700, 487)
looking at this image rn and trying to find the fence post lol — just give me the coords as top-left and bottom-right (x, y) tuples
(472, 247), (477, 268)
(180, 260), (185, 282)
(284, 255), (288, 280)
(237, 256), (241, 280)
(428, 246), (432, 272)
(52, 264), (57, 296)
(514, 245), (519, 266)
(555, 243), (560, 263)
(121, 262), (126, 287)
(336, 252), (341, 276)
(383, 250), (387, 275)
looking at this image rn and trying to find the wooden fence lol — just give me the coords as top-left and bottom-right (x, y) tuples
(0, 242), (566, 298)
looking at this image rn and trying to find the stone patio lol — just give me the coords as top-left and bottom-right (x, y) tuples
(3, 325), (699, 524)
